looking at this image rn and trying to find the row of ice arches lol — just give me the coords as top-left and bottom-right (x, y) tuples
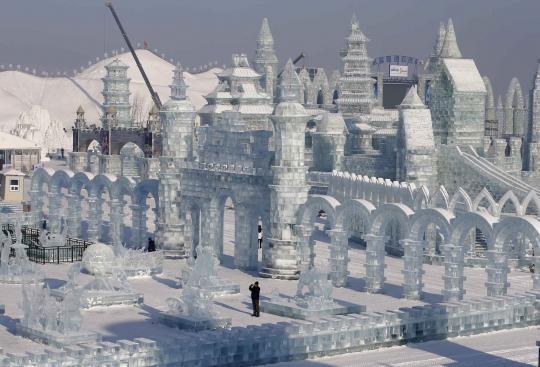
(30, 168), (159, 248)
(298, 193), (540, 302)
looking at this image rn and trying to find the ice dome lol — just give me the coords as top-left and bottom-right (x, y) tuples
(82, 243), (115, 276)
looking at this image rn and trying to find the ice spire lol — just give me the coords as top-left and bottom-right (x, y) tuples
(257, 18), (274, 45)
(351, 14), (360, 32)
(399, 86), (424, 109)
(278, 59), (301, 102)
(439, 18), (462, 58)
(170, 64), (187, 100)
(254, 18), (279, 98)
(433, 22), (446, 56)
(347, 14), (368, 42)
(534, 59), (540, 89)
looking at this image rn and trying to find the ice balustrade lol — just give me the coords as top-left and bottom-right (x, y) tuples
(327, 170), (417, 206)
(1, 291), (538, 366)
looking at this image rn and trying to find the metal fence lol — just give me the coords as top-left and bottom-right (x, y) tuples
(1, 225), (92, 264)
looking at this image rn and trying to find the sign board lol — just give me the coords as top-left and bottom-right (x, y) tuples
(389, 64), (408, 78)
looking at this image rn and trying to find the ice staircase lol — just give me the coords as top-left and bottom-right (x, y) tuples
(448, 146), (540, 198)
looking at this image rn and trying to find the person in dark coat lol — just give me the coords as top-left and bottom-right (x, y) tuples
(147, 237), (156, 252)
(249, 281), (260, 317)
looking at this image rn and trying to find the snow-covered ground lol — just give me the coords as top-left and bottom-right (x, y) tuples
(0, 207), (538, 365)
(0, 50), (220, 152)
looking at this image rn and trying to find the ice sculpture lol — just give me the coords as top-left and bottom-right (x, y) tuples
(160, 246), (232, 330)
(0, 221), (44, 284)
(261, 266), (365, 319)
(52, 243), (143, 308)
(16, 275), (100, 347)
(180, 245), (239, 296)
(112, 241), (163, 277)
(294, 267), (336, 310)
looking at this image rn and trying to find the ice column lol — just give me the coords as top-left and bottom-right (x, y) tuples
(131, 203), (147, 248)
(86, 195), (101, 242)
(364, 234), (386, 293)
(66, 192), (82, 238)
(296, 225), (313, 272)
(260, 59), (309, 280)
(30, 187), (44, 227)
(485, 247), (509, 296)
(47, 191), (62, 234)
(533, 256), (540, 290)
(442, 243), (466, 301)
(109, 199), (124, 246)
(327, 228), (349, 287)
(401, 239), (425, 299)
(157, 64), (196, 256)
(234, 204), (258, 270)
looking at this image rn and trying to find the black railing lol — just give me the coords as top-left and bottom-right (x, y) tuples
(0, 225), (92, 264)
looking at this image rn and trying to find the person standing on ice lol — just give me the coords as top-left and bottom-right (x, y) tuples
(257, 225), (263, 249)
(147, 237), (156, 252)
(249, 281), (260, 317)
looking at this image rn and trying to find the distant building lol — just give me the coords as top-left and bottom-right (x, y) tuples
(0, 168), (25, 202)
(0, 131), (41, 172)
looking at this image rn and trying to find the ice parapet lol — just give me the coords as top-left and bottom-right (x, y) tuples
(0, 221), (44, 284)
(160, 246), (232, 330)
(16, 275), (100, 347)
(261, 267), (364, 319)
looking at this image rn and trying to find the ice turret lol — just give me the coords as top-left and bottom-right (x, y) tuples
(439, 19), (462, 59)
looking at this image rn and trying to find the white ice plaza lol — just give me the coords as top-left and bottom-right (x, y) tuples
(1, 9), (540, 367)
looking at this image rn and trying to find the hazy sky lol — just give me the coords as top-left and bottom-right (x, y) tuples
(0, 0), (539, 96)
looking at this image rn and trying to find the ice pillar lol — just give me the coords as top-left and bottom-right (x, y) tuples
(364, 234), (386, 293)
(327, 228), (349, 287)
(442, 243), (466, 301)
(401, 239), (425, 299)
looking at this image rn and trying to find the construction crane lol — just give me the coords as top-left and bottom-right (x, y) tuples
(105, 2), (162, 109)
(277, 52), (305, 78)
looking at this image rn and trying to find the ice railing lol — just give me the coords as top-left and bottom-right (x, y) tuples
(1, 292), (538, 366)
(326, 171), (418, 208)
(167, 159), (272, 177)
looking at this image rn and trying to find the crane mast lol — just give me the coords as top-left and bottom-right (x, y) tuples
(105, 2), (162, 110)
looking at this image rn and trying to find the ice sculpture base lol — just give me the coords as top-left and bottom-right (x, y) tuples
(51, 289), (144, 308)
(159, 312), (231, 331)
(123, 266), (162, 278)
(15, 323), (101, 347)
(0, 275), (44, 285)
(205, 282), (240, 297)
(260, 299), (365, 320)
(163, 249), (188, 259)
(180, 272), (240, 297)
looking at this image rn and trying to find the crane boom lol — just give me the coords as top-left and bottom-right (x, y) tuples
(105, 2), (162, 109)
(277, 52), (305, 78)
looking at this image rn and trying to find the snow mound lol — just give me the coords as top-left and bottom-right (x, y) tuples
(11, 105), (69, 153)
(0, 50), (221, 150)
